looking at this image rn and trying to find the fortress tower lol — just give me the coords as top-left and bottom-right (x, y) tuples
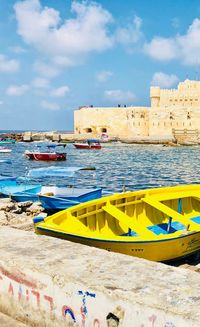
(150, 86), (160, 107)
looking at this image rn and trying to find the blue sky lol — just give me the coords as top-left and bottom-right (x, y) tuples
(1, 0), (200, 131)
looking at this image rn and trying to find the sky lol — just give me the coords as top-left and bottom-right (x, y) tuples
(1, 0), (200, 131)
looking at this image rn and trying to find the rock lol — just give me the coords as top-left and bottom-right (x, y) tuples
(0, 210), (8, 225)
(6, 212), (31, 225)
(26, 203), (44, 214)
(18, 201), (33, 208)
(0, 200), (15, 211)
(12, 208), (22, 214)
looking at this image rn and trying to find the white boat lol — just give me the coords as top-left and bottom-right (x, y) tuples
(0, 147), (12, 153)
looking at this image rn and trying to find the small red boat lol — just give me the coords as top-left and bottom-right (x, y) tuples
(73, 139), (101, 150)
(24, 151), (66, 161)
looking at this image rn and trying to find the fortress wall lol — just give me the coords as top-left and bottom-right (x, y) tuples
(74, 80), (200, 140)
(74, 107), (150, 138)
(149, 107), (200, 136)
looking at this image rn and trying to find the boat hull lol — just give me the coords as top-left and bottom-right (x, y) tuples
(36, 227), (200, 262)
(25, 152), (66, 161)
(39, 188), (102, 210)
(73, 143), (101, 150)
(0, 140), (15, 145)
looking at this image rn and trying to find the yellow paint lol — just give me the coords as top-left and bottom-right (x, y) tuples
(34, 184), (200, 262)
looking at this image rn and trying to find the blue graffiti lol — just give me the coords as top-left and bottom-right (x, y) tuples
(78, 290), (96, 316)
(64, 307), (76, 322)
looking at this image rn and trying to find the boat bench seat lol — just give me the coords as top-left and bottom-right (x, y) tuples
(148, 221), (185, 235)
(190, 216), (200, 224)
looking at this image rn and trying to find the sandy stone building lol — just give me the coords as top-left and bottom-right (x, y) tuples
(74, 79), (200, 140)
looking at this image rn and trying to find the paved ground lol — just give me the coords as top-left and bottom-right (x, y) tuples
(0, 312), (28, 327)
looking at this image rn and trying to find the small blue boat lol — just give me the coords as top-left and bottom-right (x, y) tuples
(8, 166), (102, 210)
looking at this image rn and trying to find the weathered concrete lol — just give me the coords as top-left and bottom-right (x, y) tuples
(0, 312), (28, 327)
(0, 227), (200, 326)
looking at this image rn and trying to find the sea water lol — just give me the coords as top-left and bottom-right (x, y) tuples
(1, 142), (200, 192)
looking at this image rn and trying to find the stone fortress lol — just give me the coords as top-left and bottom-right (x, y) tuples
(74, 79), (200, 143)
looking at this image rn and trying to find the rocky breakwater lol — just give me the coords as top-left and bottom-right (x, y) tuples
(0, 198), (47, 231)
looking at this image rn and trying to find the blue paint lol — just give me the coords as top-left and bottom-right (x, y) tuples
(190, 216), (200, 224)
(178, 198), (182, 214)
(78, 290), (96, 316)
(148, 221), (185, 235)
(64, 307), (76, 322)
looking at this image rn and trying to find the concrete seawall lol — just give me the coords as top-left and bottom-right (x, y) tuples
(0, 227), (200, 326)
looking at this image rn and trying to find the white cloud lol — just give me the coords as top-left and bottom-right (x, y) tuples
(144, 37), (178, 61)
(32, 77), (50, 88)
(14, 0), (113, 67)
(104, 89), (136, 102)
(41, 100), (60, 110)
(144, 18), (200, 65)
(151, 72), (179, 88)
(116, 15), (143, 46)
(50, 86), (70, 97)
(33, 61), (61, 78)
(10, 46), (26, 54)
(96, 70), (113, 83)
(0, 54), (20, 73)
(6, 84), (29, 96)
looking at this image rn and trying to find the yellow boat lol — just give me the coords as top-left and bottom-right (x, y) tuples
(33, 184), (200, 262)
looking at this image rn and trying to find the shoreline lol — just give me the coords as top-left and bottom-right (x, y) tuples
(1, 130), (199, 146)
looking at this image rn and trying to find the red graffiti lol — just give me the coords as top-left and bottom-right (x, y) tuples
(8, 282), (14, 295)
(26, 289), (29, 302)
(0, 266), (39, 289)
(31, 290), (40, 307)
(0, 275), (3, 280)
(80, 305), (86, 327)
(44, 295), (53, 311)
(148, 314), (157, 327)
(93, 318), (100, 326)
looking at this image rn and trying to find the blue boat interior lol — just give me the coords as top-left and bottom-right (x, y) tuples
(121, 197), (200, 237)
(148, 221), (185, 235)
(190, 216), (200, 224)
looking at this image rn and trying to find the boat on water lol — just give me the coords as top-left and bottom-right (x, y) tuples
(34, 184), (200, 262)
(24, 143), (67, 161)
(9, 166), (102, 209)
(24, 151), (66, 161)
(73, 139), (101, 150)
(0, 147), (12, 153)
(0, 140), (15, 145)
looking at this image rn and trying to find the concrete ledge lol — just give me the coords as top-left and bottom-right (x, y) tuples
(0, 312), (28, 327)
(0, 227), (200, 326)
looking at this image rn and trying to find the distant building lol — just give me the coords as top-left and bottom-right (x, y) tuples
(74, 79), (200, 138)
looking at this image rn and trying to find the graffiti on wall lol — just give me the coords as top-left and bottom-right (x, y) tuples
(0, 266), (178, 326)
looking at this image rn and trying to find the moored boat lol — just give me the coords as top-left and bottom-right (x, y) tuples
(24, 150), (66, 161)
(13, 166), (102, 209)
(0, 147), (12, 153)
(73, 139), (101, 150)
(0, 140), (15, 145)
(34, 184), (200, 262)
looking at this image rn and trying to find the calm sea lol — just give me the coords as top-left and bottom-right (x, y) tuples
(1, 142), (200, 192)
